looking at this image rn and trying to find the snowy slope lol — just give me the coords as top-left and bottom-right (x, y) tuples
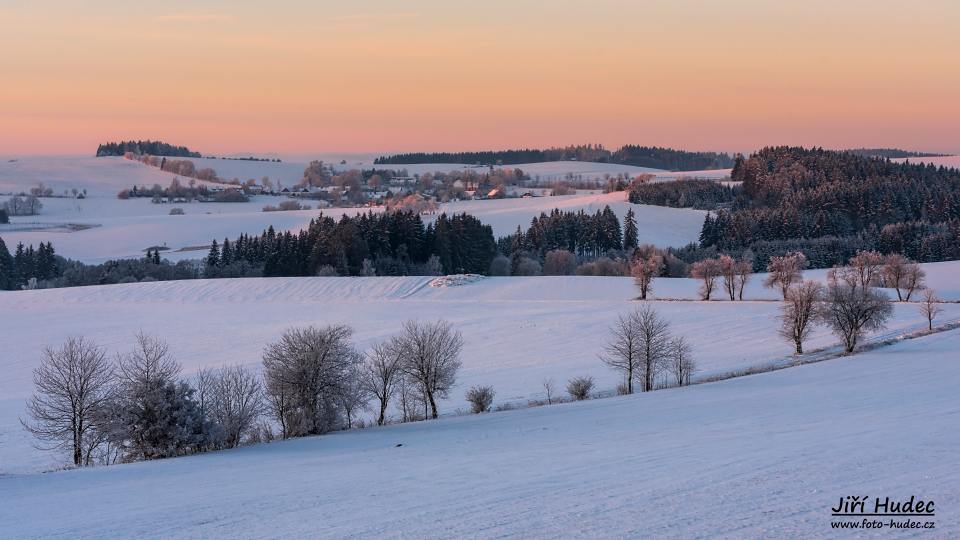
(1, 271), (957, 474)
(1, 329), (957, 538)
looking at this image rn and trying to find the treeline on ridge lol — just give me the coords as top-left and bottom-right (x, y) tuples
(375, 144), (734, 171)
(96, 140), (201, 158)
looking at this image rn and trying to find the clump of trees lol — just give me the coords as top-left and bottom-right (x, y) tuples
(566, 376), (594, 400)
(3, 194), (43, 216)
(21, 333), (262, 467)
(0, 239), (58, 290)
(629, 178), (737, 209)
(601, 305), (696, 392)
(96, 140), (200, 157)
(776, 251), (905, 354)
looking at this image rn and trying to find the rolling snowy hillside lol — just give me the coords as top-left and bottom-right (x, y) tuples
(2, 329), (957, 538)
(1, 267), (957, 474)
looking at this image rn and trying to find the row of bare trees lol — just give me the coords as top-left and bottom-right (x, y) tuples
(23, 320), (466, 469)
(777, 251), (943, 354)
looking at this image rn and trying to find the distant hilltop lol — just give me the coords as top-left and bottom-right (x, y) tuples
(96, 140), (201, 158)
(375, 144), (735, 172)
(845, 148), (951, 159)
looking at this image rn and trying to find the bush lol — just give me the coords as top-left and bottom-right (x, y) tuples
(566, 376), (594, 400)
(169, 207), (185, 215)
(514, 257), (542, 276)
(488, 255), (510, 276)
(316, 265), (339, 277)
(212, 191), (249, 203)
(465, 385), (495, 413)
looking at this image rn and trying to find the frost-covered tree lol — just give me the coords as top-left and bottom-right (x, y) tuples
(262, 325), (362, 437)
(543, 249), (577, 276)
(465, 385), (495, 413)
(882, 254), (925, 301)
(22, 337), (115, 467)
(820, 284), (893, 353)
(690, 258), (722, 300)
(764, 251), (807, 299)
(919, 289), (942, 332)
(208, 365), (263, 448)
(398, 320), (463, 419)
(566, 376), (594, 400)
(778, 281), (823, 354)
(363, 338), (404, 426)
(630, 251), (662, 300)
(336, 365), (368, 429)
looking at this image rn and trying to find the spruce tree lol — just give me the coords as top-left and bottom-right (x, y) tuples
(623, 208), (638, 250)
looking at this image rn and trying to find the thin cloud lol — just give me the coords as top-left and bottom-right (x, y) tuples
(330, 12), (418, 24)
(153, 13), (235, 24)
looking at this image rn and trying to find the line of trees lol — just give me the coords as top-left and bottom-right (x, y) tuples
(775, 250), (938, 354)
(204, 211), (496, 278)
(0, 238), (57, 290)
(629, 178), (737, 210)
(375, 144), (733, 171)
(96, 140), (201, 158)
(23, 320), (466, 468)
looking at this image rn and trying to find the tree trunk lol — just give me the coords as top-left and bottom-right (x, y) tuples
(427, 391), (439, 419)
(795, 340), (803, 354)
(377, 398), (387, 426)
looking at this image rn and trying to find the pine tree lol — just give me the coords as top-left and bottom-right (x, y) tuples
(623, 208), (638, 250)
(0, 237), (13, 290)
(206, 240), (220, 268)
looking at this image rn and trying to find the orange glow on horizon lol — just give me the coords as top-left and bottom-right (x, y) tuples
(2, 0), (959, 156)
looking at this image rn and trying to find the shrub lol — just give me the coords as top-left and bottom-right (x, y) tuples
(465, 385), (495, 413)
(566, 376), (594, 400)
(169, 207), (185, 215)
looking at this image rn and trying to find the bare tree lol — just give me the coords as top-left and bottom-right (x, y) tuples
(667, 336), (695, 386)
(919, 289), (943, 331)
(398, 320), (464, 419)
(542, 378), (557, 405)
(719, 255), (739, 301)
(631, 252), (662, 300)
(363, 338), (404, 426)
(901, 261), (926, 301)
(566, 376), (594, 400)
(764, 251), (807, 299)
(336, 365), (368, 429)
(262, 325), (361, 437)
(601, 306), (672, 393)
(778, 281), (823, 354)
(22, 337), (115, 467)
(690, 258), (722, 300)
(117, 332), (181, 393)
(735, 258), (753, 300)
(543, 249), (578, 276)
(209, 365), (263, 448)
(820, 284), (893, 353)
(465, 385), (495, 413)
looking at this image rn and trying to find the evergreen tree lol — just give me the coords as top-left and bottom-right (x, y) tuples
(623, 208), (638, 250)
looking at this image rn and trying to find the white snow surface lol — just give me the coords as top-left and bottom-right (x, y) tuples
(1, 267), (958, 475)
(1, 327), (957, 538)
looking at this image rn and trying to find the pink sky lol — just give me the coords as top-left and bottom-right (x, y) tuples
(2, 1), (959, 156)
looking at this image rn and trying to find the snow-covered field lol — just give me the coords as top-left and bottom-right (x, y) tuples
(1, 264), (957, 475)
(0, 156), (706, 262)
(1, 326), (956, 538)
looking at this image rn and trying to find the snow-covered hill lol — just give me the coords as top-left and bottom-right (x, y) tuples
(0, 156), (706, 262)
(2, 328), (957, 538)
(1, 269), (957, 474)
